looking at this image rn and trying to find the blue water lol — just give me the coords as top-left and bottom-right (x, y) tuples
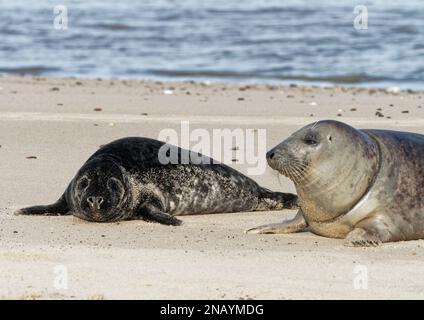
(0, 0), (423, 88)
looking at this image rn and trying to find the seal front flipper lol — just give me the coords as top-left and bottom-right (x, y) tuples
(344, 215), (403, 247)
(137, 204), (182, 226)
(344, 228), (381, 247)
(15, 194), (70, 216)
(246, 210), (307, 234)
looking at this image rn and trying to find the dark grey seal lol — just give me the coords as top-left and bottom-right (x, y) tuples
(16, 137), (298, 225)
(247, 120), (424, 246)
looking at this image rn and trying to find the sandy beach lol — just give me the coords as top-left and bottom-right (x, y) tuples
(1, 75), (424, 299)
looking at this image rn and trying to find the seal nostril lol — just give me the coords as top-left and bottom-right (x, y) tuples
(96, 197), (104, 206)
(268, 152), (275, 160)
(87, 196), (103, 208)
(87, 196), (95, 206)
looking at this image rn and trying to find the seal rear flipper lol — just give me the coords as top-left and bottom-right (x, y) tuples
(137, 205), (182, 226)
(257, 189), (299, 211)
(15, 194), (70, 216)
(246, 209), (306, 234)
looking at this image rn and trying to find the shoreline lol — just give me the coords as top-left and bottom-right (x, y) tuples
(2, 73), (423, 93)
(1, 75), (424, 299)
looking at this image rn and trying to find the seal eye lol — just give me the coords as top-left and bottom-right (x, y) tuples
(78, 178), (89, 190)
(304, 138), (318, 146)
(107, 178), (122, 193)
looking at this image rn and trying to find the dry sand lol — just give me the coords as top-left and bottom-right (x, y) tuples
(1, 75), (424, 299)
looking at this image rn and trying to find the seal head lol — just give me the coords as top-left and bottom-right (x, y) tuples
(266, 120), (379, 223)
(70, 158), (130, 222)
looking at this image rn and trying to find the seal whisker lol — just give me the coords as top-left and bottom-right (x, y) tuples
(286, 160), (306, 182)
(286, 165), (298, 181)
(288, 166), (303, 184)
(311, 120), (320, 129)
(291, 165), (305, 183)
(276, 171), (285, 187)
(286, 167), (296, 182)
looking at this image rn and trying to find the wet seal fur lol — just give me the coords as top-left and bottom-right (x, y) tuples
(247, 120), (424, 247)
(16, 137), (298, 225)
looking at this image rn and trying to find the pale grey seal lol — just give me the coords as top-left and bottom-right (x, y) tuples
(16, 137), (298, 225)
(247, 120), (424, 246)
